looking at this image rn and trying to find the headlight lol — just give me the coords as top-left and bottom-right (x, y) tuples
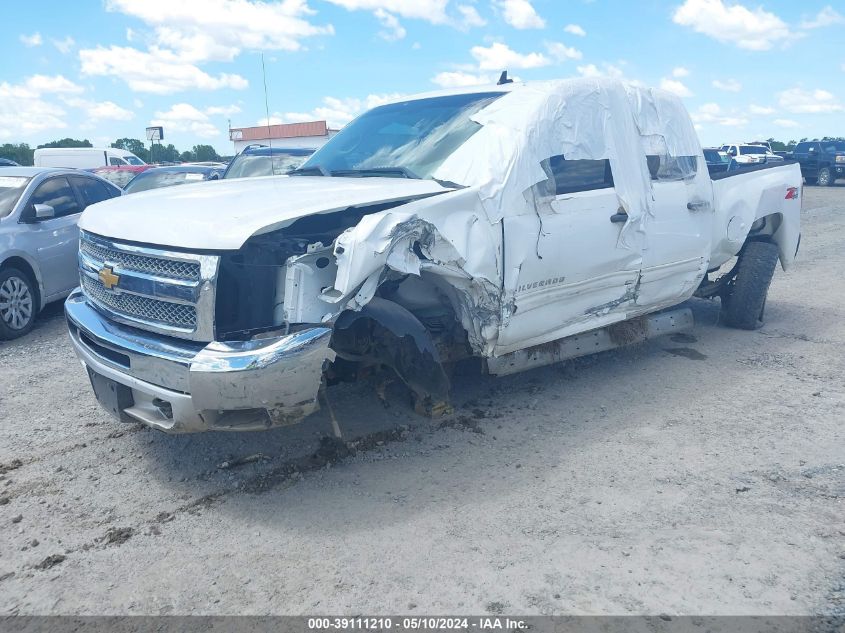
(835, 155), (845, 163)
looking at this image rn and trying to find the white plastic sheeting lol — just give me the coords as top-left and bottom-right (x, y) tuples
(431, 78), (707, 249)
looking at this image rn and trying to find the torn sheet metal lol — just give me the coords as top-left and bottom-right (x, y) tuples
(328, 189), (503, 354)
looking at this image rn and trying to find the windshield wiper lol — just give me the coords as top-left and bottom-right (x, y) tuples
(329, 167), (421, 179)
(289, 165), (331, 177)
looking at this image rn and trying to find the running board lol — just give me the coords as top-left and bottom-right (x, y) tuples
(485, 308), (694, 376)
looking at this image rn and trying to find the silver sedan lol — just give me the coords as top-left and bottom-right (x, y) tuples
(0, 167), (122, 339)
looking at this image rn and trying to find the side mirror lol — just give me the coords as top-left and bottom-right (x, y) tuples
(33, 203), (55, 219)
(208, 173), (219, 180)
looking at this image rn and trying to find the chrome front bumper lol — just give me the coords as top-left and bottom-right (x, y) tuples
(65, 290), (333, 433)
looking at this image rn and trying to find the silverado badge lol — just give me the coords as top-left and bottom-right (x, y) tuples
(98, 266), (120, 290)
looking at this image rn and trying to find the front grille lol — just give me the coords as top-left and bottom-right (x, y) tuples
(80, 238), (200, 281)
(82, 275), (197, 330)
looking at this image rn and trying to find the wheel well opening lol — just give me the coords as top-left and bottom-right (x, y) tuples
(0, 257), (41, 308)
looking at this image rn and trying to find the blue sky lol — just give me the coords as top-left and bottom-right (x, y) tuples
(2, 0), (843, 154)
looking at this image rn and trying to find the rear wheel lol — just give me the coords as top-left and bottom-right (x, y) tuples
(817, 167), (833, 187)
(0, 268), (37, 340)
(721, 241), (779, 330)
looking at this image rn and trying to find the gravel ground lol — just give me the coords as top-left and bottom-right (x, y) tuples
(0, 186), (843, 616)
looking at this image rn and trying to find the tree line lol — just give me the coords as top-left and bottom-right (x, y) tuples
(0, 138), (226, 166)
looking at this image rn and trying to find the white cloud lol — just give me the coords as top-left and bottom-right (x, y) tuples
(457, 4), (486, 28)
(431, 71), (494, 87)
(690, 102), (747, 127)
(773, 118), (799, 128)
(0, 76), (78, 139)
(563, 24), (586, 37)
(374, 8), (406, 40)
(672, 67), (689, 78)
(576, 63), (625, 79)
(778, 87), (843, 114)
(24, 75), (84, 95)
(151, 103), (220, 138)
(20, 32), (42, 47)
(324, 0), (449, 24)
(749, 104), (775, 115)
(800, 6), (844, 29)
(672, 0), (788, 51)
(659, 78), (693, 98)
(268, 93), (404, 129)
(80, 46), (248, 94)
(52, 36), (76, 54)
(712, 78), (742, 92)
(205, 105), (242, 117)
(545, 42), (582, 62)
(106, 0), (334, 61)
(494, 0), (545, 29)
(470, 42), (549, 70)
(63, 98), (135, 121)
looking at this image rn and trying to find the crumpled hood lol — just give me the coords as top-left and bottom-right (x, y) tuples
(79, 175), (452, 250)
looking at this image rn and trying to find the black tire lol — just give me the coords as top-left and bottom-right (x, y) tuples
(817, 167), (833, 187)
(804, 176), (817, 185)
(721, 241), (779, 330)
(0, 267), (38, 340)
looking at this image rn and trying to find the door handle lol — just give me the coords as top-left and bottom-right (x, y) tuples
(610, 212), (627, 223)
(687, 201), (711, 212)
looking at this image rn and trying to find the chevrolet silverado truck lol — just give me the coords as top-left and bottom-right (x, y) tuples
(65, 78), (802, 433)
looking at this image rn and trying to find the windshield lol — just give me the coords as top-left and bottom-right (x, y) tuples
(224, 152), (312, 179)
(299, 92), (505, 179)
(125, 170), (208, 194)
(0, 176), (31, 219)
(822, 141), (845, 152)
(123, 156), (146, 166)
(740, 145), (769, 155)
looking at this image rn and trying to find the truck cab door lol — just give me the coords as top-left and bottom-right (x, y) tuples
(496, 156), (644, 354)
(636, 154), (710, 309)
(806, 143), (820, 176)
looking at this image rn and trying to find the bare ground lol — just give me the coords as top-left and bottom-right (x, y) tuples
(0, 186), (843, 616)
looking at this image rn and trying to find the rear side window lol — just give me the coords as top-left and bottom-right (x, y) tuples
(794, 142), (810, 153)
(646, 155), (698, 181)
(71, 176), (120, 208)
(109, 156), (125, 166)
(542, 156), (614, 195)
(29, 177), (80, 218)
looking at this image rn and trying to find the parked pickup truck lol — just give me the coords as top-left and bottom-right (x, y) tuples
(790, 139), (845, 186)
(64, 78), (802, 433)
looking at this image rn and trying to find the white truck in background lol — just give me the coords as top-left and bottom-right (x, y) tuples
(64, 78), (802, 433)
(33, 147), (146, 169)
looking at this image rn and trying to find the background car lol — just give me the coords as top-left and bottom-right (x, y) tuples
(0, 167), (122, 339)
(720, 143), (784, 165)
(123, 164), (225, 194)
(0, 158), (20, 167)
(223, 145), (314, 179)
(791, 140), (845, 187)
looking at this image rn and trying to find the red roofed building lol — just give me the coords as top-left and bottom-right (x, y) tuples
(229, 120), (338, 153)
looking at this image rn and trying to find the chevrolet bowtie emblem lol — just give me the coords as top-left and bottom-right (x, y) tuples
(98, 266), (120, 290)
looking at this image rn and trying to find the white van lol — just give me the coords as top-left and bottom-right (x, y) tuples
(33, 148), (146, 169)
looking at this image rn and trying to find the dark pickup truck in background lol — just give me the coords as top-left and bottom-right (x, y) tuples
(790, 140), (845, 186)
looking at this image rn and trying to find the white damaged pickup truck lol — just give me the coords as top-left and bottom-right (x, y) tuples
(65, 78), (801, 433)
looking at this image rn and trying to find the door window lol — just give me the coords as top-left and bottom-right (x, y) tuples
(543, 156), (614, 195)
(28, 177), (80, 218)
(108, 156), (126, 166)
(70, 176), (120, 210)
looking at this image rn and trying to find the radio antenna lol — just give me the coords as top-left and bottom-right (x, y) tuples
(261, 53), (272, 150)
